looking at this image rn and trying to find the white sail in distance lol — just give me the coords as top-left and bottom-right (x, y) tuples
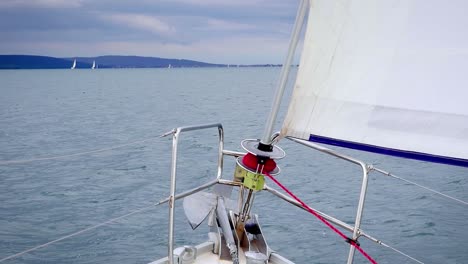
(71, 59), (76, 69)
(281, 0), (468, 166)
(91, 60), (96, 69)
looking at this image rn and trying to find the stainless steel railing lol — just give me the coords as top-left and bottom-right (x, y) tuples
(166, 123), (224, 264)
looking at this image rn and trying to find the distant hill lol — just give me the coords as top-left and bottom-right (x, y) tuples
(71, 55), (225, 68)
(0, 55), (91, 69)
(0, 55), (283, 69)
(0, 55), (229, 69)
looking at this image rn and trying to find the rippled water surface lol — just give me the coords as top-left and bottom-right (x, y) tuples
(1, 68), (467, 263)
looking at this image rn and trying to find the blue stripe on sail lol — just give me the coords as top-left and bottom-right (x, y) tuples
(308, 134), (468, 167)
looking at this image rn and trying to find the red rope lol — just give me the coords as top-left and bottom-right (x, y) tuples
(264, 172), (377, 264)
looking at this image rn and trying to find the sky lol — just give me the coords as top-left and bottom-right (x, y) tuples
(0, 0), (301, 64)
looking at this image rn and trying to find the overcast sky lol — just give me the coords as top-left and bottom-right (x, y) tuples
(0, 0), (301, 64)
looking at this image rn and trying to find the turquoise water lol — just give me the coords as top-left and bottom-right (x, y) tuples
(0, 68), (467, 263)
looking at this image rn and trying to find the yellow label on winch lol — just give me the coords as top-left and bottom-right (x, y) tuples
(233, 163), (246, 182)
(243, 171), (265, 191)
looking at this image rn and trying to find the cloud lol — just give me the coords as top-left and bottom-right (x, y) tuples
(0, 0), (82, 8)
(164, 0), (266, 6)
(203, 19), (256, 31)
(100, 13), (175, 36)
(0, 0), (299, 64)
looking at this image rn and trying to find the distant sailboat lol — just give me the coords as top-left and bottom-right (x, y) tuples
(168, 64), (172, 69)
(71, 59), (76, 70)
(91, 61), (96, 69)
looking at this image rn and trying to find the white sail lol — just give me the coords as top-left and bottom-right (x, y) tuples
(281, 0), (468, 166)
(71, 59), (76, 69)
(91, 60), (96, 69)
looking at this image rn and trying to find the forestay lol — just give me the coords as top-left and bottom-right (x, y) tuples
(281, 0), (468, 166)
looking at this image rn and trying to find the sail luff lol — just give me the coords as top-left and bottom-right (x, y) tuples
(260, 0), (308, 145)
(281, 0), (468, 166)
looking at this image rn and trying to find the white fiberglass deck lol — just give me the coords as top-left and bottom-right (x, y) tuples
(150, 241), (294, 264)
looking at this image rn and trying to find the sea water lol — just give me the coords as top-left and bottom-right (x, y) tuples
(0, 68), (467, 264)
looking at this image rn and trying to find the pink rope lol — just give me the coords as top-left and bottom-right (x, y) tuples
(265, 172), (377, 264)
